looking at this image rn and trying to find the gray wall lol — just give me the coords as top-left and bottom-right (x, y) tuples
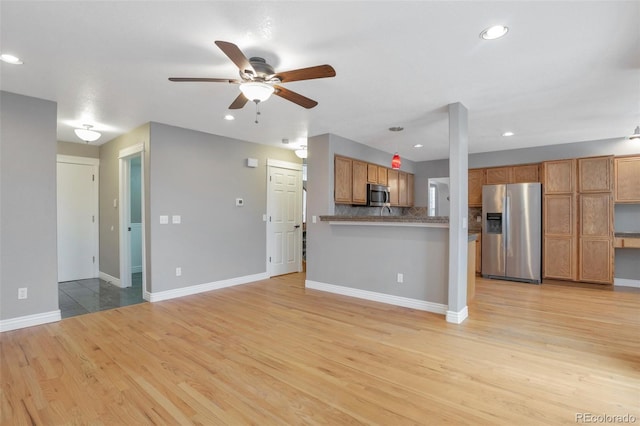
(57, 140), (100, 158)
(306, 133), (447, 303)
(148, 122), (300, 293)
(98, 123), (150, 280)
(1, 91), (59, 320)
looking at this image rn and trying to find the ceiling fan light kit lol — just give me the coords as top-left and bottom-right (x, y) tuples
(74, 124), (101, 143)
(629, 126), (640, 140)
(239, 82), (274, 103)
(295, 145), (308, 159)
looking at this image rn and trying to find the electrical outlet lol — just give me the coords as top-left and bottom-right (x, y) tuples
(18, 287), (27, 299)
(397, 273), (403, 283)
(176, 267), (182, 277)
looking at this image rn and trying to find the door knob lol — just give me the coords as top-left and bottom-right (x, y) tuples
(294, 225), (301, 229)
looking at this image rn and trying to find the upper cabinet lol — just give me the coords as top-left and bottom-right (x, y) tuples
(334, 155), (413, 206)
(334, 156), (352, 204)
(543, 159), (576, 194)
(578, 156), (613, 193)
(468, 169), (485, 207)
(485, 166), (512, 184)
(614, 156), (640, 203)
(512, 164), (540, 183)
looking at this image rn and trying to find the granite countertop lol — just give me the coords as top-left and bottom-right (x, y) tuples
(615, 232), (640, 238)
(319, 215), (449, 223)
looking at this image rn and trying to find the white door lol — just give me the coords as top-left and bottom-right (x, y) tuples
(268, 163), (303, 276)
(57, 160), (98, 282)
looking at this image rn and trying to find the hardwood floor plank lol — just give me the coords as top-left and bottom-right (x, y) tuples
(1, 273), (638, 425)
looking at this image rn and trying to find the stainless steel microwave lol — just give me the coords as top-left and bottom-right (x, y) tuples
(367, 183), (390, 206)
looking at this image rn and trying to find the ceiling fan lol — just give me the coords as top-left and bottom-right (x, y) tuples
(169, 40), (336, 110)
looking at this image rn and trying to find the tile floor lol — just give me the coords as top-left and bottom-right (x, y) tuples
(58, 273), (144, 319)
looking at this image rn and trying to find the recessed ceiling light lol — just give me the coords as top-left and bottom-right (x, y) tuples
(480, 25), (509, 40)
(0, 53), (23, 64)
(224, 114), (235, 121)
(389, 126), (404, 132)
(413, 144), (424, 148)
(502, 131), (514, 137)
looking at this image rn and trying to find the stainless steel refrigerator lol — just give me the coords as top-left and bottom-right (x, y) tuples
(482, 183), (542, 283)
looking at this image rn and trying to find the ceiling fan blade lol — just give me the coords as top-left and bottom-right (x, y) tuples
(169, 77), (240, 83)
(214, 40), (256, 75)
(229, 93), (249, 109)
(273, 85), (318, 109)
(274, 65), (336, 83)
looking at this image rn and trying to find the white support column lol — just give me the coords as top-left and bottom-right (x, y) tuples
(447, 102), (469, 324)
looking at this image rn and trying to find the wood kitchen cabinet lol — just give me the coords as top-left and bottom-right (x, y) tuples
(512, 164), (540, 183)
(407, 173), (415, 207)
(578, 156), (612, 193)
(377, 166), (388, 186)
(352, 160), (368, 205)
(334, 156), (352, 203)
(367, 163), (378, 183)
(578, 192), (613, 284)
(485, 166), (512, 184)
(543, 159), (575, 194)
(614, 156), (640, 203)
(475, 233), (482, 274)
(388, 169), (399, 206)
(468, 168), (485, 207)
(398, 172), (408, 206)
(542, 156), (614, 284)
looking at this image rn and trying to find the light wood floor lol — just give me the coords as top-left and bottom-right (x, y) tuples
(1, 274), (639, 425)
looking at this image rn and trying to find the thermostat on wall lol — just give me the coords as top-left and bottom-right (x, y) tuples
(247, 158), (258, 168)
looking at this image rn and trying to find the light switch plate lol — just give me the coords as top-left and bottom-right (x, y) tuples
(172, 215), (181, 224)
(160, 215), (169, 224)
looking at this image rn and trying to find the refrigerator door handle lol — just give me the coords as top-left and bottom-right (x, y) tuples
(504, 193), (510, 254)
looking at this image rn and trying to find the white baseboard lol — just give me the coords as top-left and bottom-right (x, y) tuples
(0, 310), (61, 332)
(99, 271), (122, 288)
(148, 272), (269, 302)
(446, 306), (469, 324)
(305, 280), (447, 315)
(614, 278), (640, 288)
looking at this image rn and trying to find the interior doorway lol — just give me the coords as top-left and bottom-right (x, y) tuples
(267, 159), (303, 277)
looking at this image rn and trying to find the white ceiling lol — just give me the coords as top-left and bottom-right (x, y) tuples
(1, 1), (639, 162)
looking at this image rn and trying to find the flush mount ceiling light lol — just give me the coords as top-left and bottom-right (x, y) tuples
(239, 82), (275, 103)
(224, 114), (235, 121)
(0, 53), (23, 64)
(295, 145), (308, 159)
(480, 25), (509, 40)
(74, 124), (101, 143)
(414, 144), (424, 148)
(502, 131), (514, 137)
(629, 126), (640, 140)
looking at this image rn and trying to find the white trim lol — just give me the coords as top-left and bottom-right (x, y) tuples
(446, 306), (469, 324)
(305, 280), (447, 315)
(99, 271), (123, 288)
(148, 272), (269, 302)
(614, 278), (640, 288)
(56, 154), (100, 166)
(118, 143), (145, 159)
(0, 310), (61, 332)
(266, 158), (303, 171)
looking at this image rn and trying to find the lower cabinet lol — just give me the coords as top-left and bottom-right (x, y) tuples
(579, 238), (613, 284)
(544, 236), (577, 281)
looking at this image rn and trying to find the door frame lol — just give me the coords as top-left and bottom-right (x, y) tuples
(266, 159), (304, 277)
(118, 144), (147, 296)
(56, 155), (100, 280)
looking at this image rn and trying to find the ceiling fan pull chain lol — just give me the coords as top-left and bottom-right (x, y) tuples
(254, 100), (261, 124)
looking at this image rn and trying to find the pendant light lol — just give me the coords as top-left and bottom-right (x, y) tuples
(74, 124), (101, 143)
(391, 152), (402, 169)
(629, 126), (640, 140)
(389, 126), (403, 169)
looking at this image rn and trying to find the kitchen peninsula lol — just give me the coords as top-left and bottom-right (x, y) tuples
(306, 215), (474, 316)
